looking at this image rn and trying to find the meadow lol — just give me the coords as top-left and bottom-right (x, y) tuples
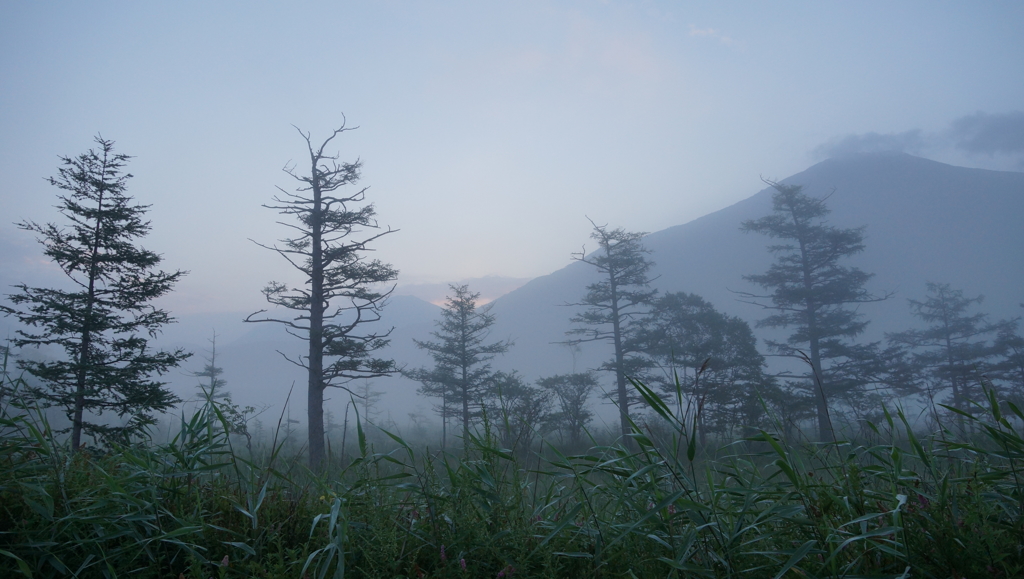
(2, 366), (1023, 579)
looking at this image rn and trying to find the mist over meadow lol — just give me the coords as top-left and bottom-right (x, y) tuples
(1, 3), (1023, 578)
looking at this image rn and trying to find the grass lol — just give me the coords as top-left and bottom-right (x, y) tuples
(2, 362), (1024, 578)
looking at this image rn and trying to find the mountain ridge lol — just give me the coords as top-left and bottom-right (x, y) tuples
(484, 152), (1024, 385)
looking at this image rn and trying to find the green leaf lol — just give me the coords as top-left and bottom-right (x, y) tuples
(224, 541), (257, 557)
(687, 418), (698, 462)
(528, 503), (585, 559)
(938, 404), (977, 420)
(0, 549), (32, 578)
(630, 377), (674, 423)
(772, 540), (815, 579)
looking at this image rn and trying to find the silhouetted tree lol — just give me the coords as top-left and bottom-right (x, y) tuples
(246, 122), (398, 469)
(406, 284), (510, 445)
(194, 332), (228, 401)
(739, 181), (888, 440)
(0, 343), (20, 405)
(488, 370), (551, 453)
(192, 332), (253, 441)
(992, 316), (1024, 401)
(537, 372), (596, 447)
(888, 283), (1010, 428)
(355, 380), (384, 424)
(565, 220), (657, 443)
(406, 364), (457, 448)
(632, 292), (776, 438)
(3, 136), (188, 450)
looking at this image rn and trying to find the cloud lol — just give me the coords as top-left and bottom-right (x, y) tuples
(812, 111), (1024, 171)
(688, 25), (735, 46)
(812, 130), (926, 159)
(948, 111), (1024, 156)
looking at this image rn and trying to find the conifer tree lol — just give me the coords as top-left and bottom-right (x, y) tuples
(3, 136), (189, 450)
(992, 317), (1024, 401)
(888, 283), (1010, 427)
(247, 122), (398, 469)
(406, 284), (510, 445)
(565, 220), (657, 442)
(739, 181), (888, 440)
(194, 332), (228, 401)
(192, 332), (253, 440)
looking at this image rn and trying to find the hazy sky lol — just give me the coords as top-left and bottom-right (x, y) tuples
(2, 1), (1022, 314)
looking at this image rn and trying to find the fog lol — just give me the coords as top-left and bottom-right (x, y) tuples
(2, 2), (1023, 443)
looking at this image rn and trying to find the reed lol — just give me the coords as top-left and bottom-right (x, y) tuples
(2, 366), (1022, 578)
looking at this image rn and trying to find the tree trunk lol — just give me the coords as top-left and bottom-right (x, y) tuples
(461, 308), (470, 444)
(945, 333), (966, 433)
(809, 333), (830, 441)
(73, 174), (108, 452)
(308, 169), (326, 470)
(462, 389), (470, 442)
(795, 216), (830, 442)
(609, 277), (632, 447)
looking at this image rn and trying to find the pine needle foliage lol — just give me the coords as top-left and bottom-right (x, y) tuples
(565, 219), (657, 444)
(406, 284), (510, 447)
(3, 136), (188, 450)
(739, 181), (890, 440)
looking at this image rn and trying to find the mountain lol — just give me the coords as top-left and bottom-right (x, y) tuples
(392, 276), (534, 305)
(485, 153), (1024, 386)
(4, 153), (1021, 429)
(173, 152), (1024, 424)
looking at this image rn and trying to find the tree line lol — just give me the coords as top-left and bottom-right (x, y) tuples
(407, 181), (1024, 450)
(3, 126), (1022, 470)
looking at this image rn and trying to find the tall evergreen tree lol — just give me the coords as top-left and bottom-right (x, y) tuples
(739, 181), (888, 440)
(565, 220), (657, 443)
(888, 283), (1010, 426)
(191, 332), (253, 440)
(246, 122), (398, 469)
(992, 316), (1024, 402)
(3, 136), (189, 450)
(194, 332), (228, 401)
(406, 284), (510, 446)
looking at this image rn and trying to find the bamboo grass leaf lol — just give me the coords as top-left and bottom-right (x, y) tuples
(0, 549), (32, 578)
(771, 540), (816, 579)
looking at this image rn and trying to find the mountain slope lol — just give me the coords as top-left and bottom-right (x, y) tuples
(487, 153), (1024, 384)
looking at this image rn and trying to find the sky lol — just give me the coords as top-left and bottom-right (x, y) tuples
(2, 1), (1023, 314)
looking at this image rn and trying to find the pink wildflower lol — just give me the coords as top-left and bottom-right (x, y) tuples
(440, 544), (447, 562)
(460, 558), (467, 571)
